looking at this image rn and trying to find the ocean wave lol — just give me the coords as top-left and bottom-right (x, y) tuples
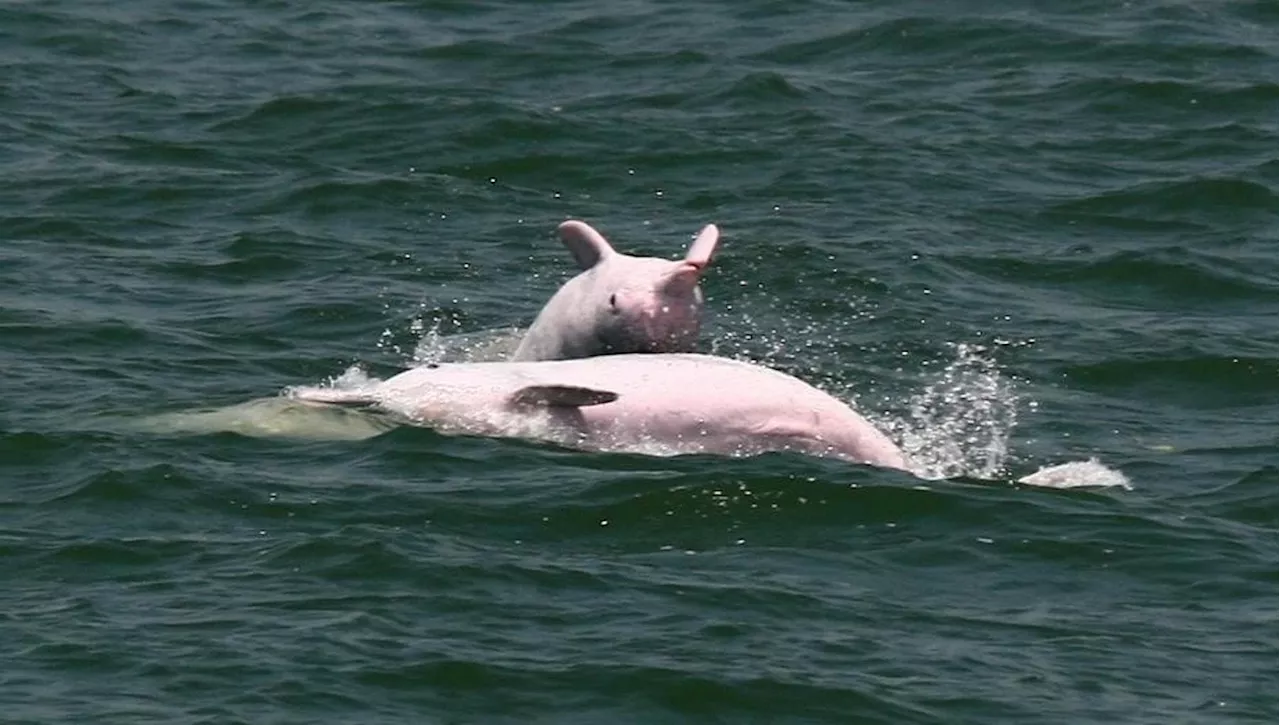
(948, 246), (1276, 307)
(50, 463), (198, 505)
(1063, 355), (1276, 407)
(1166, 465), (1279, 529)
(1060, 73), (1276, 112)
(1050, 176), (1275, 218)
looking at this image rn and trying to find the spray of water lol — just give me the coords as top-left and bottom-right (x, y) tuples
(411, 324), (524, 364)
(878, 343), (1020, 481)
(375, 307), (522, 366)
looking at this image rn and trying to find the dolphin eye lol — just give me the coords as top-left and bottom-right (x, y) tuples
(426, 362), (440, 369)
(608, 293), (619, 312)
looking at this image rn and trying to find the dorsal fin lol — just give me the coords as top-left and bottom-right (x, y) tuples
(558, 220), (616, 270)
(509, 384), (618, 408)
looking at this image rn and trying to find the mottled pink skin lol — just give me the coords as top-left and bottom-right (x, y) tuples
(511, 221), (719, 362)
(289, 353), (909, 471)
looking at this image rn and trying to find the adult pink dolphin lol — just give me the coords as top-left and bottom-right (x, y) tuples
(288, 353), (909, 471)
(511, 220), (719, 361)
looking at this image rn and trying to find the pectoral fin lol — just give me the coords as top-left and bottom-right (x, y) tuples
(510, 385), (619, 408)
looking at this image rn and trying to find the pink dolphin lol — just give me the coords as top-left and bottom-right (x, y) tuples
(288, 353), (909, 471)
(511, 220), (719, 361)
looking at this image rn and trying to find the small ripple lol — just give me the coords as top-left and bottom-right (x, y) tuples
(52, 463), (194, 505)
(154, 229), (345, 284)
(949, 246), (1276, 307)
(1046, 175), (1277, 221)
(1170, 465), (1279, 529)
(27, 19), (132, 59)
(2, 215), (127, 245)
(0, 430), (77, 468)
(412, 37), (517, 63)
(101, 133), (247, 172)
(252, 176), (430, 217)
(49, 537), (196, 568)
(162, 253), (303, 283)
(209, 94), (346, 134)
(40, 174), (240, 215)
(17, 639), (112, 670)
(1061, 76), (1277, 116)
(750, 14), (1102, 67)
(521, 464), (1115, 552)
(351, 657), (941, 724)
(565, 663), (942, 724)
(1030, 121), (1276, 166)
(604, 48), (713, 71)
(0, 317), (156, 353)
(264, 536), (420, 582)
(711, 70), (808, 103)
(1063, 355), (1276, 408)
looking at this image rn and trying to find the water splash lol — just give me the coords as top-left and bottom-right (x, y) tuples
(881, 343), (1022, 481)
(707, 293), (881, 393)
(373, 307), (525, 366)
(412, 324), (524, 364)
(326, 365), (379, 390)
(376, 306), (456, 359)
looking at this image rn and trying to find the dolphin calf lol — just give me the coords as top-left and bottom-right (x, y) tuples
(288, 353), (909, 471)
(511, 220), (719, 361)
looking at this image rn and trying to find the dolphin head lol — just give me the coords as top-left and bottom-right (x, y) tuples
(592, 255), (708, 354)
(512, 221), (721, 361)
(571, 221), (718, 356)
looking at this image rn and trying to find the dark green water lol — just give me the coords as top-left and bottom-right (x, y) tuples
(2, 1), (1276, 722)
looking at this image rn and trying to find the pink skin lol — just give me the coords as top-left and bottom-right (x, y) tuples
(511, 220), (720, 362)
(288, 353), (910, 471)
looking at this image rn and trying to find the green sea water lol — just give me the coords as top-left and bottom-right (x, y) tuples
(1, 1), (1276, 723)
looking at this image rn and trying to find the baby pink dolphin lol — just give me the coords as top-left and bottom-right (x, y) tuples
(511, 220), (719, 361)
(288, 353), (909, 471)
